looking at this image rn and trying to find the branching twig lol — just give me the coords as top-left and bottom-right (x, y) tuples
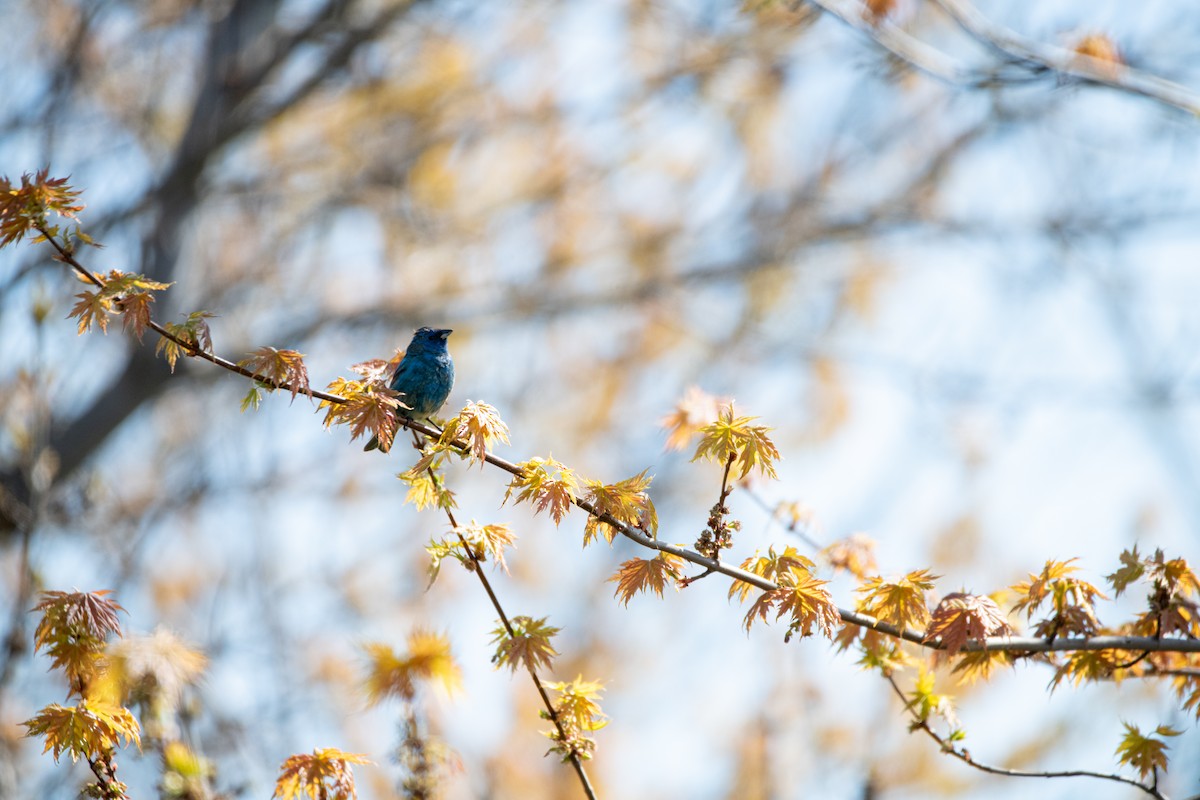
(804, 0), (1200, 116)
(882, 673), (1165, 799)
(417, 434), (597, 800)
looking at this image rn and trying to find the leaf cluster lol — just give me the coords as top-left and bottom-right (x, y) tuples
(542, 676), (608, 762)
(273, 748), (371, 800)
(363, 630), (461, 704)
(68, 270), (172, 340)
(0, 168), (84, 247)
(1011, 559), (1105, 638)
(733, 546), (841, 641)
(427, 521), (516, 584)
(32, 590), (124, 694)
(608, 552), (684, 606)
(690, 403), (781, 481)
(583, 469), (658, 546)
(504, 457), (579, 526)
(490, 616), (559, 675)
(320, 363), (401, 449)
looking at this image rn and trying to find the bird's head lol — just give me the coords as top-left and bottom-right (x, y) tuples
(409, 327), (453, 352)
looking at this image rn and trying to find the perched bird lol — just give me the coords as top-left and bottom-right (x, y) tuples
(364, 327), (455, 452)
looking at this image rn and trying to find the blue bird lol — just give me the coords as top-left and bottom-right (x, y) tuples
(364, 327), (455, 452)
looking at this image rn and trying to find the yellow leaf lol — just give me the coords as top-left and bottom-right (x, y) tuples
(608, 553), (683, 606)
(490, 616), (559, 674)
(439, 400), (510, 464)
(22, 700), (140, 763)
(1115, 723), (1179, 781)
(504, 457), (579, 525)
(691, 402), (780, 480)
(274, 748), (371, 800)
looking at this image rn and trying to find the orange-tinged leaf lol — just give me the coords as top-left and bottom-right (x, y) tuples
(1011, 559), (1105, 638)
(583, 469), (658, 546)
(33, 589), (124, 694)
(117, 291), (156, 340)
(456, 521), (516, 573)
(22, 700), (140, 763)
(68, 290), (110, 334)
(775, 573), (841, 641)
(157, 310), (216, 372)
(949, 650), (1012, 686)
(691, 402), (780, 480)
(490, 616), (559, 674)
(439, 401), (510, 465)
(274, 748), (371, 800)
(857, 569), (938, 633)
(924, 592), (1012, 656)
(1115, 723), (1179, 781)
(239, 347), (312, 400)
(363, 630), (460, 705)
(608, 553), (684, 606)
(660, 387), (728, 451)
(504, 457), (579, 525)
(821, 533), (878, 580)
(321, 375), (401, 449)
(730, 545), (816, 603)
(0, 170), (85, 247)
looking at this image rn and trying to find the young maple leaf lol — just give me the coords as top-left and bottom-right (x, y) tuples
(949, 650), (1012, 686)
(68, 290), (111, 335)
(156, 310), (216, 372)
(115, 291), (157, 341)
(33, 590), (125, 694)
(905, 665), (958, 729)
(104, 628), (207, 726)
(274, 748), (371, 800)
(545, 675), (609, 734)
(362, 630), (460, 705)
(438, 400), (510, 465)
(1115, 723), (1180, 781)
(1011, 559), (1106, 638)
(22, 700), (140, 763)
(821, 533), (878, 580)
(490, 616), (560, 674)
(456, 521), (517, 573)
(504, 457), (579, 526)
(583, 469), (658, 546)
(1107, 546), (1146, 597)
(1050, 650), (1126, 689)
(856, 569), (938, 633)
(924, 592), (1012, 656)
(691, 402), (781, 480)
(321, 375), (400, 449)
(775, 573), (841, 641)
(608, 552), (684, 606)
(0, 170), (84, 247)
(730, 545), (818, 603)
(660, 387), (728, 451)
(239, 346), (312, 400)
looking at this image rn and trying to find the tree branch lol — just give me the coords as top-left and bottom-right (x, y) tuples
(883, 673), (1165, 798)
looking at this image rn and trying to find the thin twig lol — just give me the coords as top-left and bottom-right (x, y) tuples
(882, 673), (1164, 798)
(804, 0), (1200, 116)
(417, 433), (598, 800)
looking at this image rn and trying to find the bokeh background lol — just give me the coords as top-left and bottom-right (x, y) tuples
(2, 1), (1200, 797)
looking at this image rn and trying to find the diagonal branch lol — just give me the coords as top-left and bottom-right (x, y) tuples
(804, 0), (1200, 115)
